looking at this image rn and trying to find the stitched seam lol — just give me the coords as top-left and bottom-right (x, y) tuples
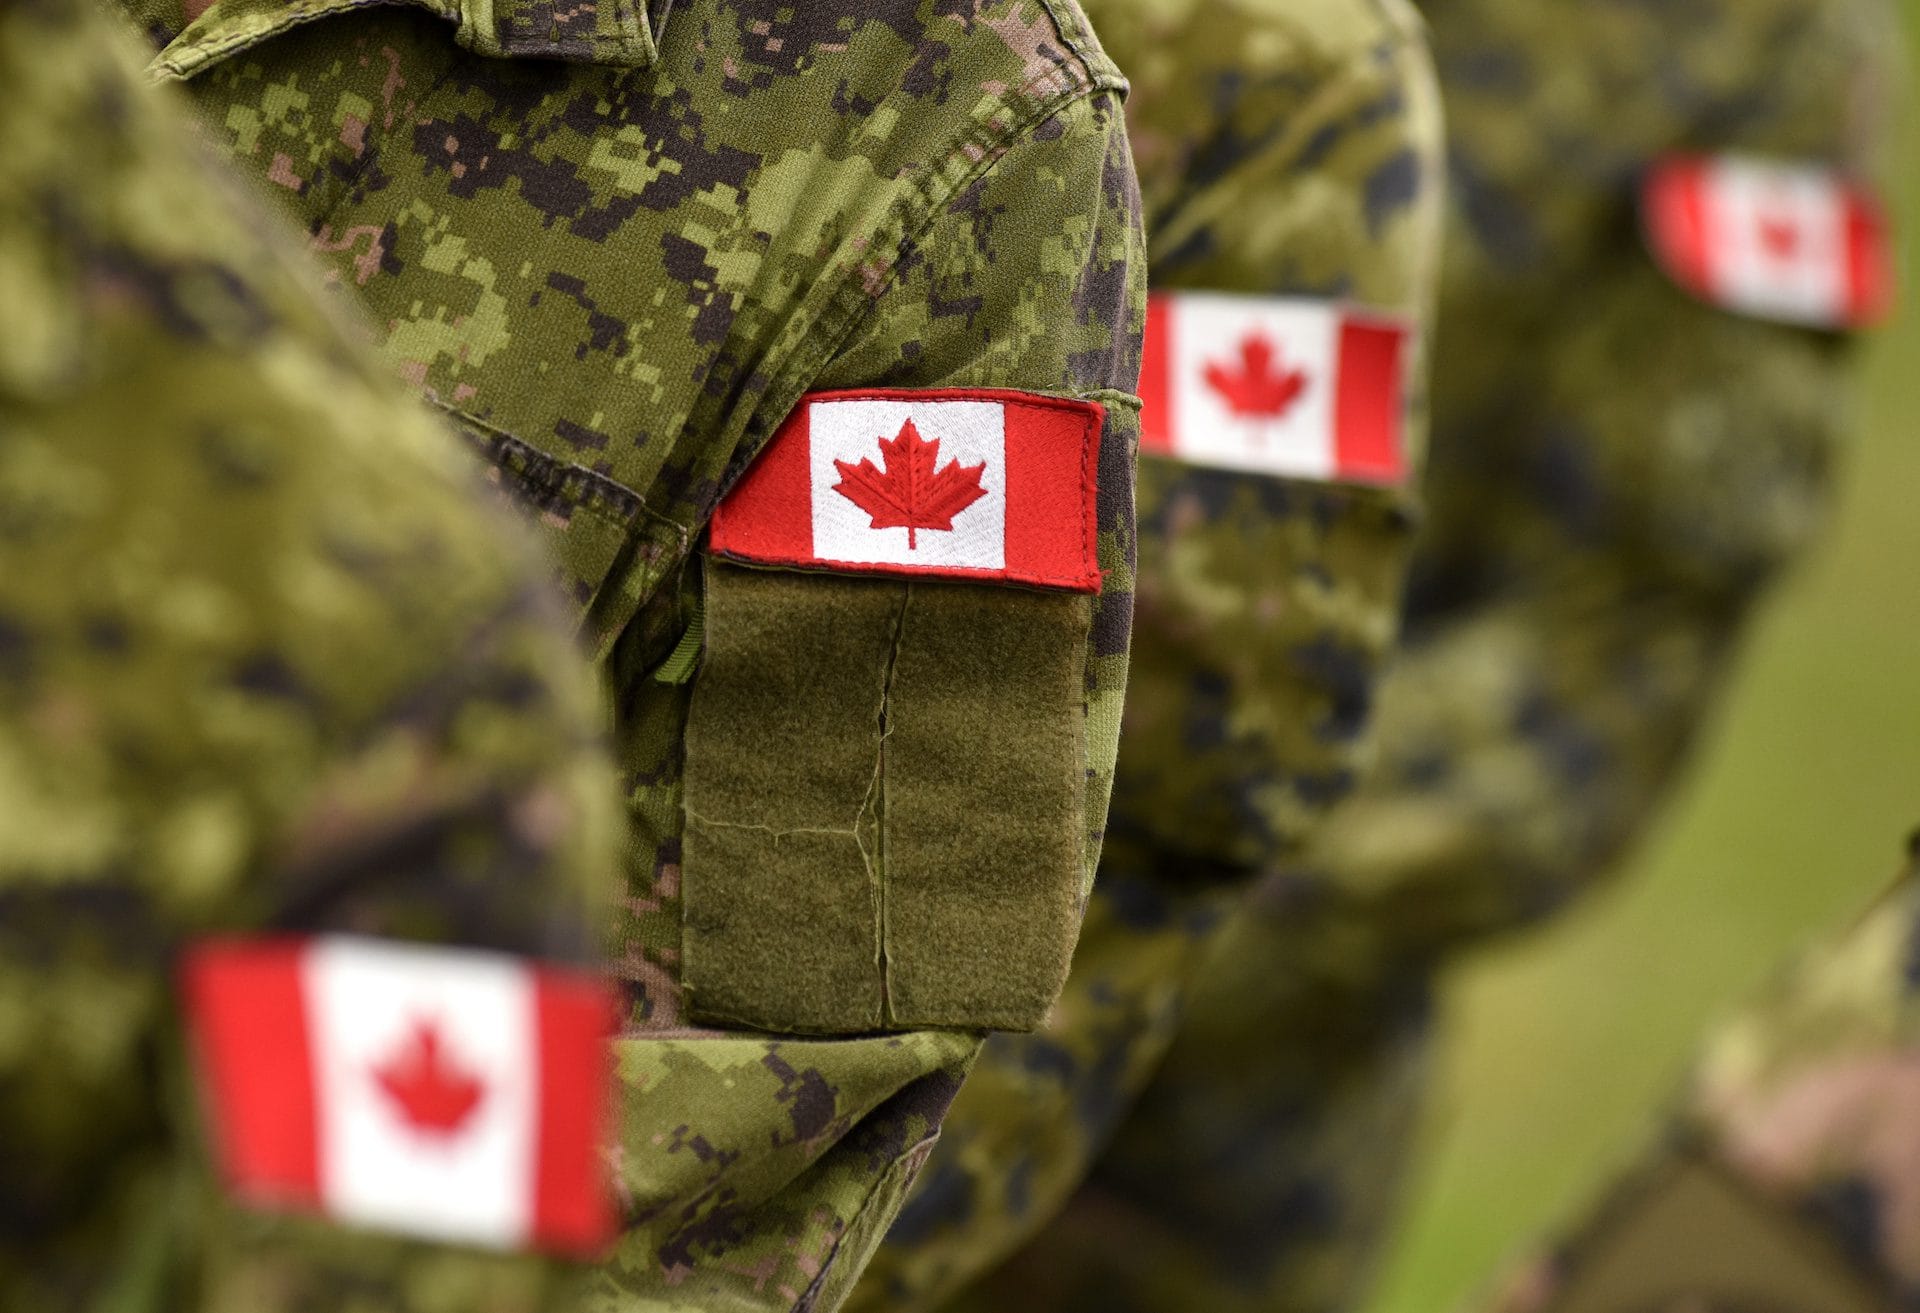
(150, 0), (455, 80)
(1077, 402), (1095, 585)
(441, 402), (687, 544)
(794, 1127), (945, 1313)
(704, 559), (1099, 594)
(681, 811), (859, 840)
(874, 584), (910, 1027)
(1033, 0), (1127, 95)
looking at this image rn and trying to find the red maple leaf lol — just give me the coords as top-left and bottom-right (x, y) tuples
(371, 1019), (487, 1137)
(831, 419), (989, 550)
(1758, 211), (1802, 260)
(1204, 332), (1310, 420)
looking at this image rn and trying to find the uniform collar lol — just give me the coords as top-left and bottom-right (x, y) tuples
(145, 0), (671, 79)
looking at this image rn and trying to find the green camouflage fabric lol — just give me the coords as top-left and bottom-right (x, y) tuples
(114, 0), (1147, 1307)
(0, 0), (620, 1307)
(848, 1), (1446, 1307)
(1479, 844), (1920, 1313)
(979, 0), (1900, 1310)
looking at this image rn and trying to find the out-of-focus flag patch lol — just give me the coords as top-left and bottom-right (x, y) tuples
(1138, 291), (1412, 486)
(1642, 154), (1893, 328)
(181, 936), (619, 1254)
(708, 388), (1104, 592)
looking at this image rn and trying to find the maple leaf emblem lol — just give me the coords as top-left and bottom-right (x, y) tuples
(371, 1019), (487, 1138)
(831, 419), (989, 549)
(1757, 211), (1802, 260)
(1204, 332), (1310, 421)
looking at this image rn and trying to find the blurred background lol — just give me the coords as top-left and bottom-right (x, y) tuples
(1363, 18), (1920, 1313)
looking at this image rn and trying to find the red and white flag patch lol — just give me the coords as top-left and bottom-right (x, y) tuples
(708, 389), (1104, 592)
(1642, 155), (1892, 328)
(182, 936), (619, 1254)
(1139, 292), (1412, 486)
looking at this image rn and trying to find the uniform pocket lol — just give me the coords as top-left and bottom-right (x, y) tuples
(449, 413), (684, 663)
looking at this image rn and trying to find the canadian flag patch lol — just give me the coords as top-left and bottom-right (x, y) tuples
(1139, 291), (1411, 485)
(708, 389), (1104, 592)
(181, 936), (619, 1254)
(1642, 155), (1893, 328)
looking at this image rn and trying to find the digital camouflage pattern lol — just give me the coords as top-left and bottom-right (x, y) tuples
(1480, 844), (1920, 1313)
(982, 0), (1900, 1310)
(112, 0), (1146, 1307)
(848, 0), (1445, 1307)
(0, 0), (619, 1307)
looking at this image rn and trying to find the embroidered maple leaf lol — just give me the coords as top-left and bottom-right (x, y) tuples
(372, 1019), (486, 1137)
(831, 419), (989, 549)
(1204, 332), (1310, 420)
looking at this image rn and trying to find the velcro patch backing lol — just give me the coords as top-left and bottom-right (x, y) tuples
(679, 560), (1091, 1035)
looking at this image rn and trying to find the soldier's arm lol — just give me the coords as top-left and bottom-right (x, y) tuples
(1320, 0), (1903, 961)
(586, 46), (1148, 1313)
(0, 5), (619, 1308)
(1103, 0), (1444, 872)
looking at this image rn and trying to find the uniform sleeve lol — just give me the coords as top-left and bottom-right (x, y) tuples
(1132, 1), (1902, 1309)
(1340, 0), (1903, 959)
(587, 82), (1147, 1313)
(670, 84), (1144, 1036)
(1286, 265), (1869, 972)
(1476, 855), (1920, 1313)
(1113, 0), (1443, 872)
(0, 7), (619, 1308)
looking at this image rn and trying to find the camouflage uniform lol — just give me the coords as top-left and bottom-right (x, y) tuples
(958, 0), (1899, 1310)
(0, 0), (618, 1307)
(846, 1), (1447, 1307)
(111, 1), (1146, 1308)
(1482, 842), (1920, 1313)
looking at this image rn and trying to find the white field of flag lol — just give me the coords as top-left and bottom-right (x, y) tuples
(182, 935), (617, 1254)
(1139, 291), (1411, 486)
(1642, 154), (1892, 329)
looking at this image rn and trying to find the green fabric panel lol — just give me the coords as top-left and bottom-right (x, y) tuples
(1549, 1155), (1894, 1313)
(681, 562), (895, 1032)
(682, 563), (1092, 1035)
(881, 586), (1091, 1030)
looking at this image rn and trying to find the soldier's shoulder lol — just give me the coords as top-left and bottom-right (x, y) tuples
(0, 0), (566, 691)
(1083, 0), (1421, 91)
(0, 0), (599, 911)
(661, 0), (1125, 131)
(1082, 0), (1433, 258)
(0, 0), (358, 405)
(942, 0), (1125, 103)
(1084, 0), (1427, 155)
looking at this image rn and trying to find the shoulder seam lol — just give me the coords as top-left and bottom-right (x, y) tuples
(1035, 0), (1127, 97)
